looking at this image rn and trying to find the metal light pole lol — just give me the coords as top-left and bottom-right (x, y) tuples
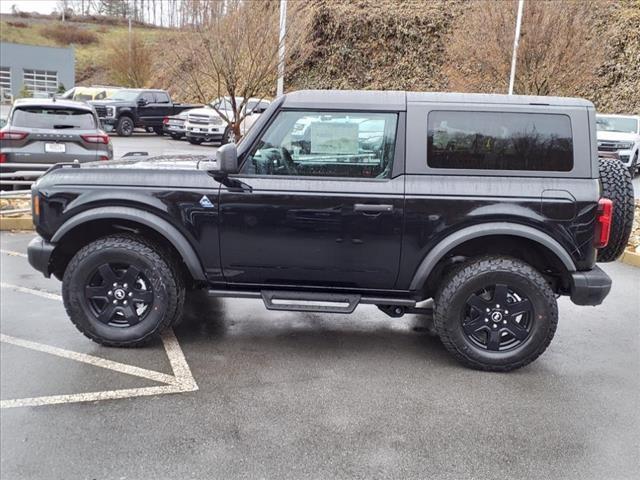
(508, 0), (525, 95)
(277, 0), (287, 97)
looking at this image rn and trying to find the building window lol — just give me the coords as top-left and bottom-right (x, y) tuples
(427, 111), (574, 172)
(23, 69), (58, 97)
(0, 67), (11, 98)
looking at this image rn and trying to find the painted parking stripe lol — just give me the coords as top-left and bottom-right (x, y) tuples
(0, 282), (61, 301)
(0, 249), (27, 258)
(0, 282), (198, 409)
(0, 385), (189, 409)
(1, 334), (177, 386)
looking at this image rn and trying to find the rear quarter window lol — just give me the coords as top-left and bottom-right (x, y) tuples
(427, 111), (574, 172)
(11, 107), (97, 129)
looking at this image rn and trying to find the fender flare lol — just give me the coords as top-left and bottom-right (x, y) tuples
(409, 222), (577, 291)
(51, 206), (207, 281)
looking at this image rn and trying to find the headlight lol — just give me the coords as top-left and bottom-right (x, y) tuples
(210, 116), (224, 125)
(616, 142), (634, 150)
(106, 106), (115, 117)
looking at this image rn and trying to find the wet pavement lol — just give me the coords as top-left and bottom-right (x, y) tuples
(1, 231), (639, 479)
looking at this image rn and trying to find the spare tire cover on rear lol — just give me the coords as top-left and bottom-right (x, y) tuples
(597, 159), (634, 262)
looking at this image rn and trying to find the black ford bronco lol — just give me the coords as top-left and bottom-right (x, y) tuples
(28, 90), (634, 371)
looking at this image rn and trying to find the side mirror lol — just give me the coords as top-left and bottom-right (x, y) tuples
(216, 143), (238, 173)
(137, 98), (147, 106)
(198, 143), (238, 174)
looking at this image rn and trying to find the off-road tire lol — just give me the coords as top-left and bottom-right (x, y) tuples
(153, 127), (164, 136)
(170, 133), (182, 140)
(116, 116), (134, 137)
(62, 234), (185, 347)
(597, 158), (634, 262)
(434, 256), (558, 372)
(188, 137), (203, 145)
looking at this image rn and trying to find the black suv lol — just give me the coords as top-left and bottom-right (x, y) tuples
(27, 90), (634, 371)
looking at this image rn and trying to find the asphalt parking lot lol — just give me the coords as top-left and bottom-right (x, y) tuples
(111, 131), (218, 159)
(1, 230), (639, 480)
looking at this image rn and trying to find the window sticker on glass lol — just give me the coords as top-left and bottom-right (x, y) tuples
(310, 122), (359, 155)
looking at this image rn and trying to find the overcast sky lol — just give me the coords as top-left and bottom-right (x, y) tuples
(0, 1), (58, 15)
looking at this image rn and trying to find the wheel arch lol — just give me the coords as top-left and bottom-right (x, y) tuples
(50, 206), (206, 282)
(409, 222), (577, 293)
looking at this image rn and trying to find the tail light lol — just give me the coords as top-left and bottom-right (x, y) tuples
(99, 155), (109, 161)
(594, 198), (613, 248)
(162, 116), (169, 125)
(0, 130), (28, 140)
(32, 194), (40, 218)
(0, 153), (6, 163)
(81, 133), (110, 144)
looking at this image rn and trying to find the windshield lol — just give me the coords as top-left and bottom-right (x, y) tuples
(105, 90), (140, 102)
(211, 97), (245, 111)
(12, 107), (96, 129)
(596, 116), (638, 134)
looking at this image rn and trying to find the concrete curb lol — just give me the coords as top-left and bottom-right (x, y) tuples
(620, 249), (640, 268)
(0, 216), (34, 231)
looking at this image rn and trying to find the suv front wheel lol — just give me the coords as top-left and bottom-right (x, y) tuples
(62, 234), (185, 347)
(434, 256), (558, 371)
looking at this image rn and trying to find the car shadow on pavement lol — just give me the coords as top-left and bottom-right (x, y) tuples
(173, 290), (456, 368)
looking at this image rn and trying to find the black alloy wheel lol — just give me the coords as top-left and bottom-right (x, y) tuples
(62, 234), (185, 347)
(84, 262), (154, 327)
(434, 256), (558, 371)
(462, 283), (533, 352)
(116, 116), (134, 136)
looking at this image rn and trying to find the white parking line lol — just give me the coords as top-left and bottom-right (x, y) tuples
(0, 282), (61, 301)
(0, 282), (198, 409)
(1, 334), (177, 386)
(0, 249), (27, 258)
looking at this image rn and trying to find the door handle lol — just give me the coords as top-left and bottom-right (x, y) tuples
(354, 204), (393, 213)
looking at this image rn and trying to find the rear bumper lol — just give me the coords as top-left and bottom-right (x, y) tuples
(569, 266), (612, 306)
(27, 236), (55, 278)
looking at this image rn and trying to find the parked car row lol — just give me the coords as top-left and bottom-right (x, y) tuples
(163, 96), (271, 146)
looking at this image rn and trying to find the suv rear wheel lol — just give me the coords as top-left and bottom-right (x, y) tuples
(62, 234), (185, 347)
(434, 256), (558, 371)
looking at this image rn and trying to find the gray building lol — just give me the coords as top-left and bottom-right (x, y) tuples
(0, 42), (75, 101)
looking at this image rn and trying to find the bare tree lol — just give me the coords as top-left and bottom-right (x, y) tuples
(166, 0), (310, 139)
(445, 0), (604, 96)
(104, 31), (153, 87)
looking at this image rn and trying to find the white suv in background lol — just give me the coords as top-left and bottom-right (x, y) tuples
(596, 114), (640, 176)
(184, 97), (270, 145)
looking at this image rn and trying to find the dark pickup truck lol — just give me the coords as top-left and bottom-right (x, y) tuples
(28, 90), (634, 371)
(89, 89), (200, 137)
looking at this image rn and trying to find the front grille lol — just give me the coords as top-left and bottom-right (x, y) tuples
(188, 114), (210, 125)
(598, 141), (632, 152)
(94, 106), (107, 118)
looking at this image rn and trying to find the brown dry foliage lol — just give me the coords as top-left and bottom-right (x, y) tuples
(288, 0), (465, 91)
(6, 21), (29, 28)
(445, 0), (604, 96)
(103, 31), (153, 88)
(40, 23), (98, 45)
(165, 0), (312, 138)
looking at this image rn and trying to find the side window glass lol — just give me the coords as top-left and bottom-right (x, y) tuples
(427, 111), (573, 171)
(155, 92), (170, 103)
(140, 92), (154, 104)
(241, 111), (398, 178)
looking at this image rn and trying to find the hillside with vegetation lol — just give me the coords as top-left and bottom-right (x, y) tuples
(1, 0), (638, 114)
(0, 13), (163, 88)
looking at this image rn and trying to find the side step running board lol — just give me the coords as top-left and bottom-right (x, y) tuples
(262, 290), (360, 313)
(207, 289), (416, 314)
